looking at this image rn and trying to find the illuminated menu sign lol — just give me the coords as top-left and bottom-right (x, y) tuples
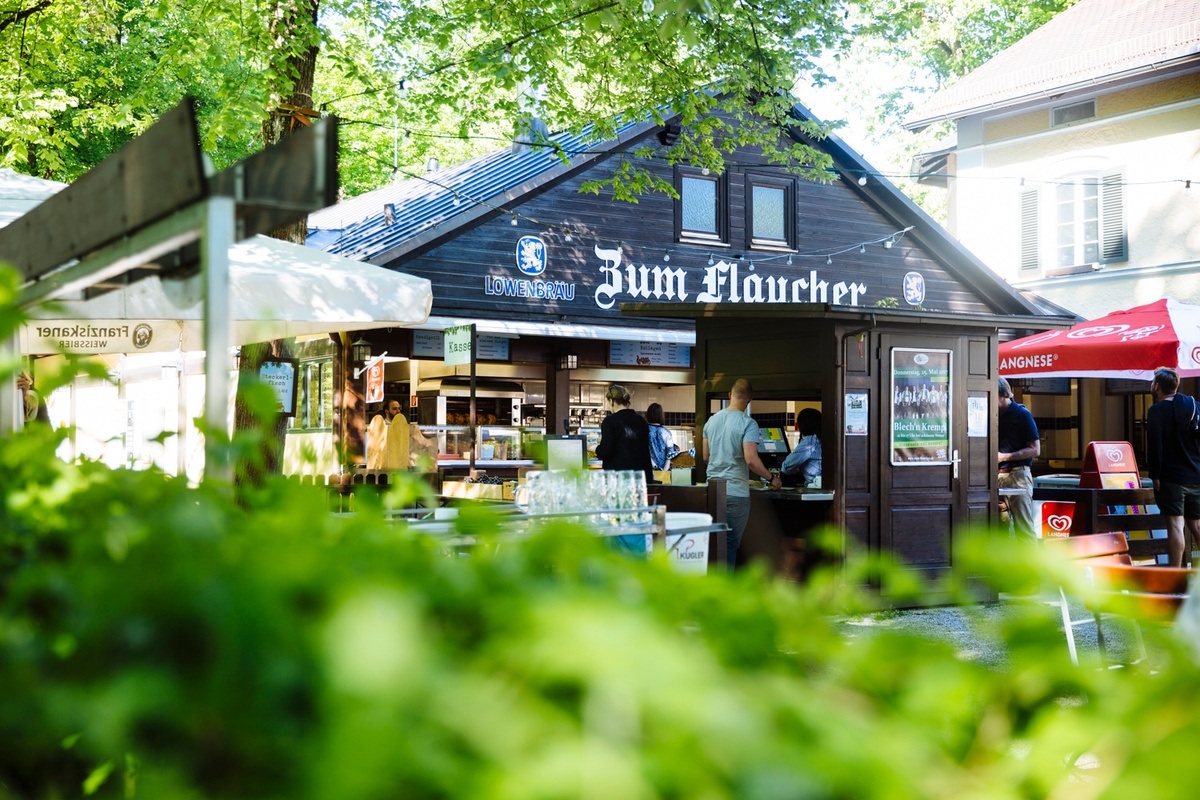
(608, 340), (692, 368)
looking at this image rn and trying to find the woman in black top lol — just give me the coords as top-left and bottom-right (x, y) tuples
(594, 384), (653, 482)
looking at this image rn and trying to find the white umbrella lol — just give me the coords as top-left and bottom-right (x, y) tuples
(22, 235), (432, 354)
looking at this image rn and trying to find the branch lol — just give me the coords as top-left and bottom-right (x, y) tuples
(0, 0), (52, 35)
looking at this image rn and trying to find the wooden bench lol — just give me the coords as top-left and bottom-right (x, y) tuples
(1042, 533), (1194, 665)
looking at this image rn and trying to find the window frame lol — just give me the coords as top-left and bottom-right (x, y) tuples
(1019, 169), (1127, 276)
(288, 357), (335, 432)
(1051, 99), (1096, 127)
(674, 166), (728, 245)
(745, 172), (797, 251)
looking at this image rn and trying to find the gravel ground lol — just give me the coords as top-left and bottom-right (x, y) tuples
(838, 594), (1140, 668)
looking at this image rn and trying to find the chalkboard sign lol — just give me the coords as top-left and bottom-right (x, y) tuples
(259, 359), (299, 416)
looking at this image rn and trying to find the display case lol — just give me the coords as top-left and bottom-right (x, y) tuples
(476, 426), (523, 461)
(419, 425), (473, 461)
(580, 426), (602, 462)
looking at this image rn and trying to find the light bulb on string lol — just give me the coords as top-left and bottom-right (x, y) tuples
(786, 254), (793, 265)
(452, 193), (461, 207)
(708, 253), (714, 266)
(884, 239), (893, 249)
(642, 0), (654, 12)
(663, 250), (670, 262)
(826, 255), (833, 266)
(501, 47), (513, 64)
(859, 244), (866, 254)
(510, 213), (518, 226)
(857, 174), (868, 186)
(1186, 180), (1193, 194)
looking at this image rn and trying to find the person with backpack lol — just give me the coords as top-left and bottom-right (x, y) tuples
(1146, 366), (1200, 566)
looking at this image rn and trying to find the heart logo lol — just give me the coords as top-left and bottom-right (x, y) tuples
(1048, 515), (1072, 532)
(1105, 449), (1124, 463)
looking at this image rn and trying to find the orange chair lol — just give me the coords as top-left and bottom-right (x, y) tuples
(1043, 533), (1194, 665)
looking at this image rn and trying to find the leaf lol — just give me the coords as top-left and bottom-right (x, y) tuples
(83, 761), (114, 795)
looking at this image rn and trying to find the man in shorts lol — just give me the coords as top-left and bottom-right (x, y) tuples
(1146, 366), (1200, 566)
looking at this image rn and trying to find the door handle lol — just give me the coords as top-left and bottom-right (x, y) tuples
(951, 449), (960, 480)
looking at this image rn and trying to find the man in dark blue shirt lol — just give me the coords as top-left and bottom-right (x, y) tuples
(1146, 366), (1200, 566)
(997, 377), (1040, 538)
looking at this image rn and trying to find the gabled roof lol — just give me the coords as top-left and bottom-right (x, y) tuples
(906, 0), (1200, 130)
(312, 97), (1054, 319)
(786, 101), (1047, 317)
(310, 118), (661, 263)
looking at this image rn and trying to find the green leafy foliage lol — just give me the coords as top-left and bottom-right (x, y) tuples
(2, 0), (848, 196)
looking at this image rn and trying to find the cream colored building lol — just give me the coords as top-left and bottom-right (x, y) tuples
(906, 0), (1200, 321)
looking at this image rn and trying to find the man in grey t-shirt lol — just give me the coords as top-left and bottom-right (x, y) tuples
(703, 379), (780, 568)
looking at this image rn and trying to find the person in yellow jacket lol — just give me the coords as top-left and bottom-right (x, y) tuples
(366, 399), (409, 470)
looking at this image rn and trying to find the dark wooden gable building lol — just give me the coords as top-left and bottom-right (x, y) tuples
(312, 98), (1070, 583)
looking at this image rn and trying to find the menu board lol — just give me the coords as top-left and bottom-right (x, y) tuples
(412, 329), (510, 361)
(608, 340), (692, 368)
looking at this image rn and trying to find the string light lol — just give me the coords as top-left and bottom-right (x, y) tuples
(857, 175), (868, 186)
(1186, 180), (1192, 194)
(383, 162), (916, 270)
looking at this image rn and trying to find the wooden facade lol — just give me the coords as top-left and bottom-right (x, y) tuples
(626, 304), (1061, 589)
(374, 131), (1027, 329)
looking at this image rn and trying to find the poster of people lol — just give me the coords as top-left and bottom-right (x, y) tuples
(890, 348), (951, 464)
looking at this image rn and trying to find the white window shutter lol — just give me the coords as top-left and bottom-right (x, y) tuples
(1100, 172), (1127, 263)
(1019, 188), (1040, 272)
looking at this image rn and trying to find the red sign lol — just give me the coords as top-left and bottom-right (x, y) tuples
(365, 360), (384, 404)
(1039, 501), (1075, 538)
(1079, 441), (1140, 489)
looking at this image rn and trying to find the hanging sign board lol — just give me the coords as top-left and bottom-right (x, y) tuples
(1079, 441), (1140, 489)
(414, 329), (510, 361)
(444, 325), (473, 367)
(608, 340), (692, 368)
(363, 357), (385, 404)
(259, 359), (298, 416)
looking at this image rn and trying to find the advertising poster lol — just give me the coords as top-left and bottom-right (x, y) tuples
(844, 392), (868, 436)
(890, 348), (951, 465)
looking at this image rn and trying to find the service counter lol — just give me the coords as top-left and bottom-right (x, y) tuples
(738, 488), (837, 581)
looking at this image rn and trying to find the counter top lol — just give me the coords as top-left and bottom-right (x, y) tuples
(748, 487), (835, 501)
(436, 459), (536, 468)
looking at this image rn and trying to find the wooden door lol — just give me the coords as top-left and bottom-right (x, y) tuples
(877, 333), (973, 586)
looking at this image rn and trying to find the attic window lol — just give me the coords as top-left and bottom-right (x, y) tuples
(1051, 100), (1095, 127)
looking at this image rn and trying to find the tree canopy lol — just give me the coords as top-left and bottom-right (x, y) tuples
(1, 0), (854, 196)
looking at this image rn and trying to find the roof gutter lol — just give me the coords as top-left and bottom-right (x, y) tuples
(905, 53), (1200, 131)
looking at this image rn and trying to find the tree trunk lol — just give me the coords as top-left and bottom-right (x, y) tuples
(233, 0), (320, 485)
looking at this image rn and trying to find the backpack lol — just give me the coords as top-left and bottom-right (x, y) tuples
(1174, 394), (1200, 437)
